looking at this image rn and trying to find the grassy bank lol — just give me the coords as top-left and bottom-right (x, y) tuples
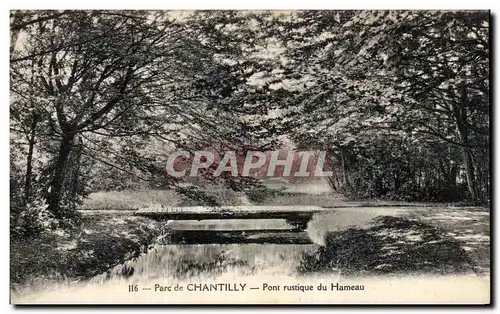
(299, 216), (473, 275)
(10, 213), (163, 293)
(82, 188), (470, 211)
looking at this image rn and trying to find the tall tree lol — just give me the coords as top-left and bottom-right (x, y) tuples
(11, 11), (213, 217)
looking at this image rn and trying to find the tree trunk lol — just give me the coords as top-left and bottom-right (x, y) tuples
(47, 133), (75, 217)
(340, 148), (349, 189)
(453, 84), (478, 202)
(24, 117), (38, 204)
(24, 136), (35, 204)
(394, 171), (400, 194)
(461, 143), (477, 202)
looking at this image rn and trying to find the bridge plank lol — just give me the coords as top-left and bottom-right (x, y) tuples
(135, 211), (319, 221)
(134, 205), (328, 221)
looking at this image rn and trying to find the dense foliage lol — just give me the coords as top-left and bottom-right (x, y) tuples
(271, 11), (489, 202)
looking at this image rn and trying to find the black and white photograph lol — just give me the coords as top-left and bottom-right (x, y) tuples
(9, 9), (490, 304)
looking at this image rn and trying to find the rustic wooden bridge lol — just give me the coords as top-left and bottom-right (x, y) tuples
(134, 205), (328, 245)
